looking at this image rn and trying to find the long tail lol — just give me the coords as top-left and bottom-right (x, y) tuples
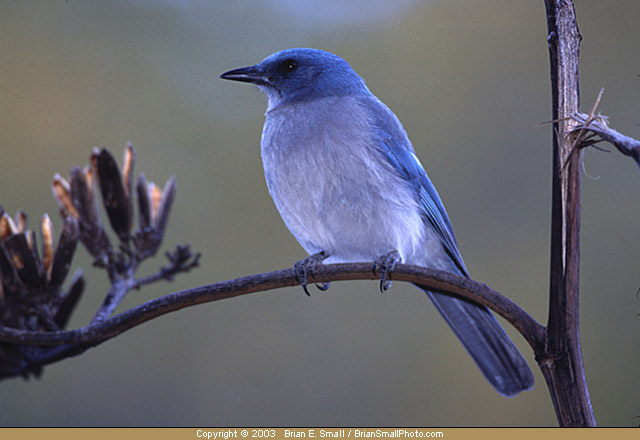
(416, 284), (534, 397)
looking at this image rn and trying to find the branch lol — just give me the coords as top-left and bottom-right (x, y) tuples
(544, 0), (596, 427)
(0, 263), (545, 368)
(136, 244), (201, 287)
(91, 245), (200, 324)
(541, 87), (640, 168)
(91, 276), (138, 324)
(568, 90), (640, 168)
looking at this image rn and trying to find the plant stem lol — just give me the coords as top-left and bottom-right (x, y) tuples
(542, 0), (595, 427)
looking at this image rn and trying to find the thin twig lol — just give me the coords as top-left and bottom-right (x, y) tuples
(135, 248), (201, 287)
(90, 275), (138, 324)
(539, 88), (640, 169)
(569, 114), (640, 168)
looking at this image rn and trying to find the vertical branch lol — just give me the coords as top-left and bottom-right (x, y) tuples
(541, 0), (595, 426)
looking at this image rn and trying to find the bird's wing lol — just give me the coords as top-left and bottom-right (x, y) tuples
(358, 95), (534, 397)
(360, 95), (468, 276)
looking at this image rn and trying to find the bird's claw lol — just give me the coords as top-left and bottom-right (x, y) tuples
(294, 251), (329, 296)
(374, 250), (401, 292)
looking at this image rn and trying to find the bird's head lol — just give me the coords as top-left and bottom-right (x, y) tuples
(220, 48), (369, 109)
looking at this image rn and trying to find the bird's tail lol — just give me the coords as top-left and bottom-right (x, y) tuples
(415, 284), (534, 397)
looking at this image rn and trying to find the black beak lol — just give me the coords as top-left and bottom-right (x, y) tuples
(220, 65), (272, 86)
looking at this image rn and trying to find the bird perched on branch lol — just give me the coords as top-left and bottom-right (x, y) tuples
(221, 48), (533, 397)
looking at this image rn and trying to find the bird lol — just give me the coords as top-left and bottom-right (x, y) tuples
(220, 48), (534, 397)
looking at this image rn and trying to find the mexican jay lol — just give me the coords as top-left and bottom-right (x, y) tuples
(221, 48), (533, 397)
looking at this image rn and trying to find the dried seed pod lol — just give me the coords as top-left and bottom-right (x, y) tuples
(149, 182), (162, 227)
(25, 229), (46, 290)
(52, 174), (79, 219)
(49, 216), (79, 288)
(24, 229), (38, 260)
(154, 176), (176, 238)
(0, 241), (20, 292)
(137, 172), (151, 231)
(95, 148), (132, 238)
(3, 233), (45, 291)
(90, 148), (100, 174)
(70, 167), (101, 232)
(0, 213), (18, 239)
(15, 210), (27, 233)
(134, 173), (177, 257)
(70, 166), (110, 257)
(122, 143), (135, 201)
(41, 214), (55, 276)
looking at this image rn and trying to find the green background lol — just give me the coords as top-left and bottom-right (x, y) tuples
(1, 0), (639, 426)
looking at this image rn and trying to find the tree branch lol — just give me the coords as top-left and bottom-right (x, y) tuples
(0, 263), (545, 372)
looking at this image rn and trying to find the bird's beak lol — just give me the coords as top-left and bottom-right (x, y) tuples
(220, 65), (272, 86)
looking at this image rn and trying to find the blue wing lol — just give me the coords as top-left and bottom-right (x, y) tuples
(358, 94), (534, 396)
(359, 95), (468, 276)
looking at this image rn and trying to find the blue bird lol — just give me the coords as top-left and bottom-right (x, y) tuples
(221, 48), (534, 397)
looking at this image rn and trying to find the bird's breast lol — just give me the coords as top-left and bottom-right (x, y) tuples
(260, 97), (427, 263)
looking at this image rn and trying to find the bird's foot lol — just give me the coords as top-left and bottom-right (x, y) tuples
(294, 251), (329, 296)
(373, 250), (401, 292)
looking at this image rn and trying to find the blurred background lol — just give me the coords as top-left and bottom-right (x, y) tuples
(1, 0), (639, 427)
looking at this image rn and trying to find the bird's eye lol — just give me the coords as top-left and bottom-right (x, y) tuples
(278, 59), (298, 75)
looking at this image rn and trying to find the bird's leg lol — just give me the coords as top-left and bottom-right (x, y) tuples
(374, 250), (401, 292)
(294, 251), (329, 296)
